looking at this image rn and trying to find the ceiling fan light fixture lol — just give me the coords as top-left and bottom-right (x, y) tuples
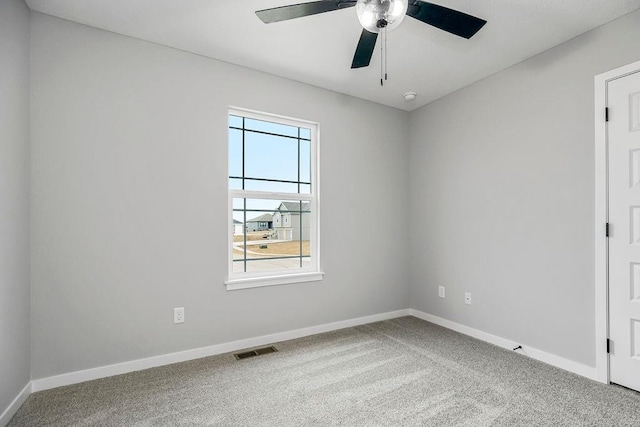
(356, 0), (408, 33)
(256, 0), (487, 75)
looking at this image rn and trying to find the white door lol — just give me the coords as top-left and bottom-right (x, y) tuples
(609, 70), (640, 391)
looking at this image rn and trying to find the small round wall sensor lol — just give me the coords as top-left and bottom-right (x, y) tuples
(404, 91), (417, 101)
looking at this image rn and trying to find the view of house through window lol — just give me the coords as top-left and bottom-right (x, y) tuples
(228, 109), (318, 283)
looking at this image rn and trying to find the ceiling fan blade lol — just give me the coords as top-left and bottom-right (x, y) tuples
(351, 29), (378, 69)
(256, 1), (357, 24)
(407, 1), (486, 39)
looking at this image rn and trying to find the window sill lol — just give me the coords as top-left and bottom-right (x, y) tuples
(225, 272), (324, 291)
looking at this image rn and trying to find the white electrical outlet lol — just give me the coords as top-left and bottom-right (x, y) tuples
(174, 307), (185, 324)
(464, 292), (472, 305)
(438, 286), (445, 298)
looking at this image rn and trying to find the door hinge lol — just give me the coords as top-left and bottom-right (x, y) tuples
(607, 339), (611, 354)
(605, 223), (609, 237)
(605, 107), (609, 122)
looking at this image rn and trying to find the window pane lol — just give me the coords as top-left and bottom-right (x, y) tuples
(246, 243), (299, 260)
(232, 212), (245, 261)
(273, 202), (310, 240)
(244, 258), (302, 273)
(300, 212), (311, 256)
(229, 129), (243, 178)
(300, 128), (311, 140)
(271, 200), (310, 214)
(229, 178), (242, 190)
(245, 118), (298, 138)
(243, 245), (274, 260)
(229, 115), (243, 128)
(244, 179), (298, 193)
(232, 199), (310, 216)
(232, 260), (245, 273)
(232, 208), (245, 223)
(299, 184), (311, 194)
(232, 205), (276, 268)
(245, 210), (273, 234)
(233, 246), (244, 261)
(300, 140), (311, 183)
(243, 198), (283, 212)
(232, 198), (245, 210)
(250, 239), (302, 258)
(245, 132), (298, 182)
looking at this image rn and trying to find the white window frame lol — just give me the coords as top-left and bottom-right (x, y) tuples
(225, 107), (322, 290)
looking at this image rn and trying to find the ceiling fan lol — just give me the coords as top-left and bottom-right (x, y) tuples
(255, 0), (487, 70)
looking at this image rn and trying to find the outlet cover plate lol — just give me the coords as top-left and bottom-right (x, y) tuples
(174, 307), (185, 324)
(464, 293), (472, 305)
(438, 286), (445, 298)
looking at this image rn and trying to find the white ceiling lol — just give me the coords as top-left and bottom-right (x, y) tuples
(25, 0), (640, 111)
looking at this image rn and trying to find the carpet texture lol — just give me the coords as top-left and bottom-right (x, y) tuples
(9, 317), (640, 426)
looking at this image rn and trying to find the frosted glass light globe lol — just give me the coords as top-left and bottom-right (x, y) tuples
(356, 0), (408, 33)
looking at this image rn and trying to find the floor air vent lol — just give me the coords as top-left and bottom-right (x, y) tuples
(234, 346), (278, 360)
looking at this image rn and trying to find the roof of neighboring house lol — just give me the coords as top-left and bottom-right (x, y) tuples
(277, 201), (311, 212)
(233, 219), (243, 224)
(247, 213), (273, 223)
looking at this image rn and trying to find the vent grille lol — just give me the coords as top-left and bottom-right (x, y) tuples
(234, 346), (278, 360)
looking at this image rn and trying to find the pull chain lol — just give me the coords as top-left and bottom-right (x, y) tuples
(380, 27), (388, 87)
(384, 26), (388, 82)
(380, 27), (384, 86)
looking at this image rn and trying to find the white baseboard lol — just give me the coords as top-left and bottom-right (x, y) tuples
(26, 307), (599, 397)
(0, 382), (31, 426)
(31, 309), (411, 392)
(409, 309), (598, 381)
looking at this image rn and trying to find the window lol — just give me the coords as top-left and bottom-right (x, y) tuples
(226, 108), (321, 290)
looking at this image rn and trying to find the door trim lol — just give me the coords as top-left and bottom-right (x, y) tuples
(594, 59), (640, 384)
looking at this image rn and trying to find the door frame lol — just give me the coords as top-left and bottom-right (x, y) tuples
(594, 59), (640, 384)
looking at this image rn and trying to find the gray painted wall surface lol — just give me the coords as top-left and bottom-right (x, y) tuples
(29, 13), (410, 379)
(0, 0), (31, 414)
(409, 10), (640, 367)
(22, 3), (640, 386)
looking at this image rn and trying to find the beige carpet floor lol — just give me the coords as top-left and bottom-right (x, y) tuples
(9, 316), (640, 426)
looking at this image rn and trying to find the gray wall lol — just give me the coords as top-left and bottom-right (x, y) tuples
(0, 0), (31, 415)
(409, 10), (640, 366)
(29, 13), (410, 379)
(24, 3), (640, 384)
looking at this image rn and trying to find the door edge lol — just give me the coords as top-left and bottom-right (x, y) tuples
(594, 59), (640, 385)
